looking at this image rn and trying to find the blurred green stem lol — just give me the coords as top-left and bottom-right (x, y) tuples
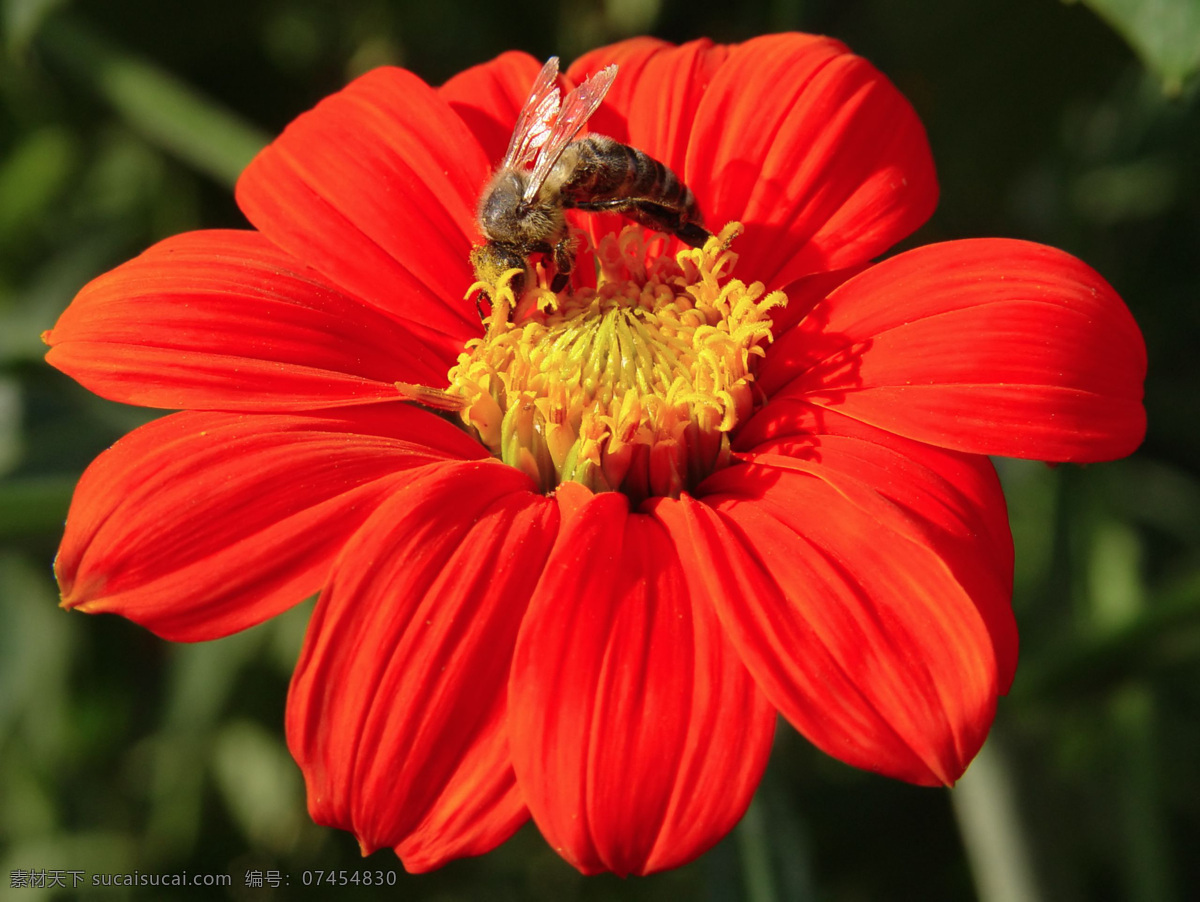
(951, 737), (1043, 902)
(736, 796), (779, 902)
(1089, 521), (1177, 902)
(35, 14), (270, 188)
(1111, 683), (1176, 902)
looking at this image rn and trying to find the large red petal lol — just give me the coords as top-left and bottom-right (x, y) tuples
(508, 484), (775, 875)
(763, 239), (1147, 462)
(288, 462), (557, 871)
(683, 33), (937, 288)
(658, 457), (1003, 787)
(236, 67), (488, 357)
(44, 230), (450, 410)
(769, 266), (866, 338)
(734, 400), (1017, 692)
(568, 38), (729, 173)
(56, 405), (485, 641)
(440, 51), (548, 165)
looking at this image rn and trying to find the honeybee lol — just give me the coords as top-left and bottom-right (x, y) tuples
(471, 57), (711, 310)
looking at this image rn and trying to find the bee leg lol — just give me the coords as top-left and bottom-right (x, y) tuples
(474, 290), (492, 322)
(624, 201), (712, 248)
(577, 199), (713, 249)
(550, 237), (575, 293)
(672, 220), (713, 249)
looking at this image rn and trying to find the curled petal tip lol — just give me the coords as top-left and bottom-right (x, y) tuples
(56, 569), (97, 612)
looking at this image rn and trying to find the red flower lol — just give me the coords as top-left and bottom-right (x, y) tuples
(44, 35), (1146, 875)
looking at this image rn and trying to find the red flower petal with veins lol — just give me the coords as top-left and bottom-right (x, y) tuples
(45, 33), (1146, 876)
(235, 66), (488, 359)
(656, 403), (1017, 786)
(571, 34), (939, 287)
(760, 238), (1147, 461)
(44, 231), (453, 409)
(56, 405), (485, 641)
(734, 403), (1018, 690)
(288, 461), (556, 871)
(509, 484), (775, 875)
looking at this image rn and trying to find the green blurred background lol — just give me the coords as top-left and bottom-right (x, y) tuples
(2, 0), (1198, 899)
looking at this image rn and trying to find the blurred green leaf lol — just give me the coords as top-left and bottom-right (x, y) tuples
(1080, 0), (1200, 94)
(2, 0), (67, 53)
(1103, 458), (1200, 546)
(0, 554), (76, 864)
(267, 597), (313, 675)
(1071, 157), (1179, 223)
(164, 627), (266, 730)
(0, 126), (77, 242)
(36, 14), (270, 187)
(0, 378), (21, 476)
(212, 720), (304, 853)
(1089, 520), (1145, 632)
(138, 729), (209, 861)
(262, 7), (325, 74)
(0, 832), (137, 900)
(137, 630), (272, 860)
(603, 0), (662, 36)
(0, 553), (74, 750)
(1012, 570), (1200, 701)
(0, 761), (56, 838)
(995, 459), (1060, 596)
(0, 475), (74, 540)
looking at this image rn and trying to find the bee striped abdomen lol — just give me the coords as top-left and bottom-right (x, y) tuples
(555, 136), (708, 247)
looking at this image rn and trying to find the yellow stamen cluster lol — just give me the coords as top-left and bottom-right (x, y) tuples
(448, 222), (785, 503)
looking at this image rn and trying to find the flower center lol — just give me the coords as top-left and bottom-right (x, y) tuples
(409, 222), (785, 504)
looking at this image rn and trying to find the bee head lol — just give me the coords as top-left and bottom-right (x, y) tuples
(478, 171), (527, 240)
(478, 170), (564, 248)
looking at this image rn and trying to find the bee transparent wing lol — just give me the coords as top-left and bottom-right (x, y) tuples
(501, 57), (563, 171)
(521, 63), (618, 205)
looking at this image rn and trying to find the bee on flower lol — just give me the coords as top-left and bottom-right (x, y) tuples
(44, 34), (1145, 876)
(470, 55), (711, 308)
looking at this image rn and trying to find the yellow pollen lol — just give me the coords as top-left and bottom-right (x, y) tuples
(450, 222), (786, 503)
